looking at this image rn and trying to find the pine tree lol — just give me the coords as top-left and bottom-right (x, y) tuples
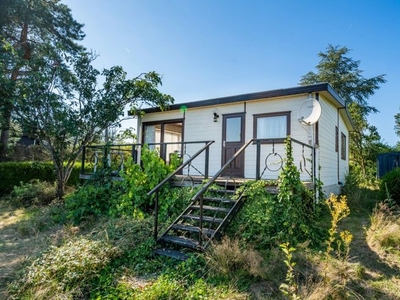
(0, 0), (84, 160)
(300, 45), (387, 183)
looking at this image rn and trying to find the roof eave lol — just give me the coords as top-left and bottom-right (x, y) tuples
(137, 82), (347, 114)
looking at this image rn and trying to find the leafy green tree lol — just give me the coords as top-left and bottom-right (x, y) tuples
(14, 51), (174, 198)
(300, 45), (387, 183)
(0, 0), (84, 160)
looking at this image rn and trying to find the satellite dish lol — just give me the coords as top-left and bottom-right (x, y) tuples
(297, 98), (322, 125)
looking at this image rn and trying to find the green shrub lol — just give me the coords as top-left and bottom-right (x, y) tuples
(230, 139), (324, 249)
(274, 138), (324, 247)
(341, 171), (360, 198)
(228, 180), (278, 248)
(9, 180), (57, 207)
(65, 169), (122, 224)
(115, 146), (181, 218)
(379, 168), (400, 205)
(65, 147), (188, 224)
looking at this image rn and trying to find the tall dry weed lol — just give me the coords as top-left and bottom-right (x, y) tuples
(366, 201), (400, 255)
(206, 237), (264, 280)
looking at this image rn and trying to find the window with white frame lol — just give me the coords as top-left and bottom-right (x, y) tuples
(253, 111), (291, 141)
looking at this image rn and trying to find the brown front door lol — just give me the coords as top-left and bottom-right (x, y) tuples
(222, 113), (245, 177)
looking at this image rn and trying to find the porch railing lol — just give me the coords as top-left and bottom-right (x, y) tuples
(80, 144), (139, 178)
(80, 140), (215, 179)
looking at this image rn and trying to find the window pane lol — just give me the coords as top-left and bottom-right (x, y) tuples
(143, 122), (183, 162)
(341, 132), (346, 160)
(226, 117), (241, 142)
(257, 115), (286, 138)
(143, 124), (161, 151)
(143, 125), (162, 144)
(164, 122), (183, 154)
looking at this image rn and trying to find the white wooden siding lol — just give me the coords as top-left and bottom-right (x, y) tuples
(140, 93), (350, 193)
(317, 95), (349, 195)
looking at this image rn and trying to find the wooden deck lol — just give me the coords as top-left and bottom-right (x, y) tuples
(80, 173), (312, 194)
(171, 175), (282, 193)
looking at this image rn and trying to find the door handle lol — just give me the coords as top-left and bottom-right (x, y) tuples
(223, 141), (226, 147)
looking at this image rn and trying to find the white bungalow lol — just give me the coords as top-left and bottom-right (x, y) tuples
(137, 83), (353, 196)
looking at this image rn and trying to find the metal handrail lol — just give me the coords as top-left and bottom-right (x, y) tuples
(190, 137), (312, 245)
(191, 139), (254, 201)
(147, 140), (215, 197)
(190, 139), (254, 244)
(147, 140), (215, 240)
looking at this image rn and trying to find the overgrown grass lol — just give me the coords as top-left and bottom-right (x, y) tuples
(1, 175), (400, 299)
(366, 200), (400, 263)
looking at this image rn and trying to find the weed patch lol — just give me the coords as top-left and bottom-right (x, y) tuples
(8, 180), (57, 207)
(8, 238), (121, 299)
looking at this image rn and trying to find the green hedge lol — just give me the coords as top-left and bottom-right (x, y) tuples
(0, 161), (82, 195)
(68, 163), (83, 187)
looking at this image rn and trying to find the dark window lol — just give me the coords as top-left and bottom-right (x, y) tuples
(253, 111), (291, 141)
(335, 126), (339, 152)
(341, 132), (346, 160)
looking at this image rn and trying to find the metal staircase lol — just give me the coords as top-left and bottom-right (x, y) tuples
(147, 137), (315, 260)
(154, 185), (246, 260)
(148, 140), (256, 260)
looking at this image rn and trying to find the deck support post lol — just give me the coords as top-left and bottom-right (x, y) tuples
(199, 194), (203, 247)
(205, 144), (210, 179)
(154, 190), (159, 241)
(256, 140), (261, 180)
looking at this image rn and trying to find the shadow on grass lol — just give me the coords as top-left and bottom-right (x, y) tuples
(342, 192), (400, 299)
(0, 202), (67, 297)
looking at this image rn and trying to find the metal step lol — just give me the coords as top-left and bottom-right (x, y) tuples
(202, 196), (236, 205)
(171, 224), (216, 236)
(153, 248), (189, 261)
(190, 205), (230, 213)
(159, 235), (201, 249)
(208, 189), (236, 194)
(181, 214), (224, 224)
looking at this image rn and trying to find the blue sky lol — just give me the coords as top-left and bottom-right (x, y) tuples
(63, 0), (400, 146)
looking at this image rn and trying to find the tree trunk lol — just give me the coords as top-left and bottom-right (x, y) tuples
(0, 89), (15, 162)
(0, 127), (10, 161)
(56, 178), (66, 199)
(1, 23), (30, 161)
(55, 161), (75, 199)
(54, 160), (66, 199)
